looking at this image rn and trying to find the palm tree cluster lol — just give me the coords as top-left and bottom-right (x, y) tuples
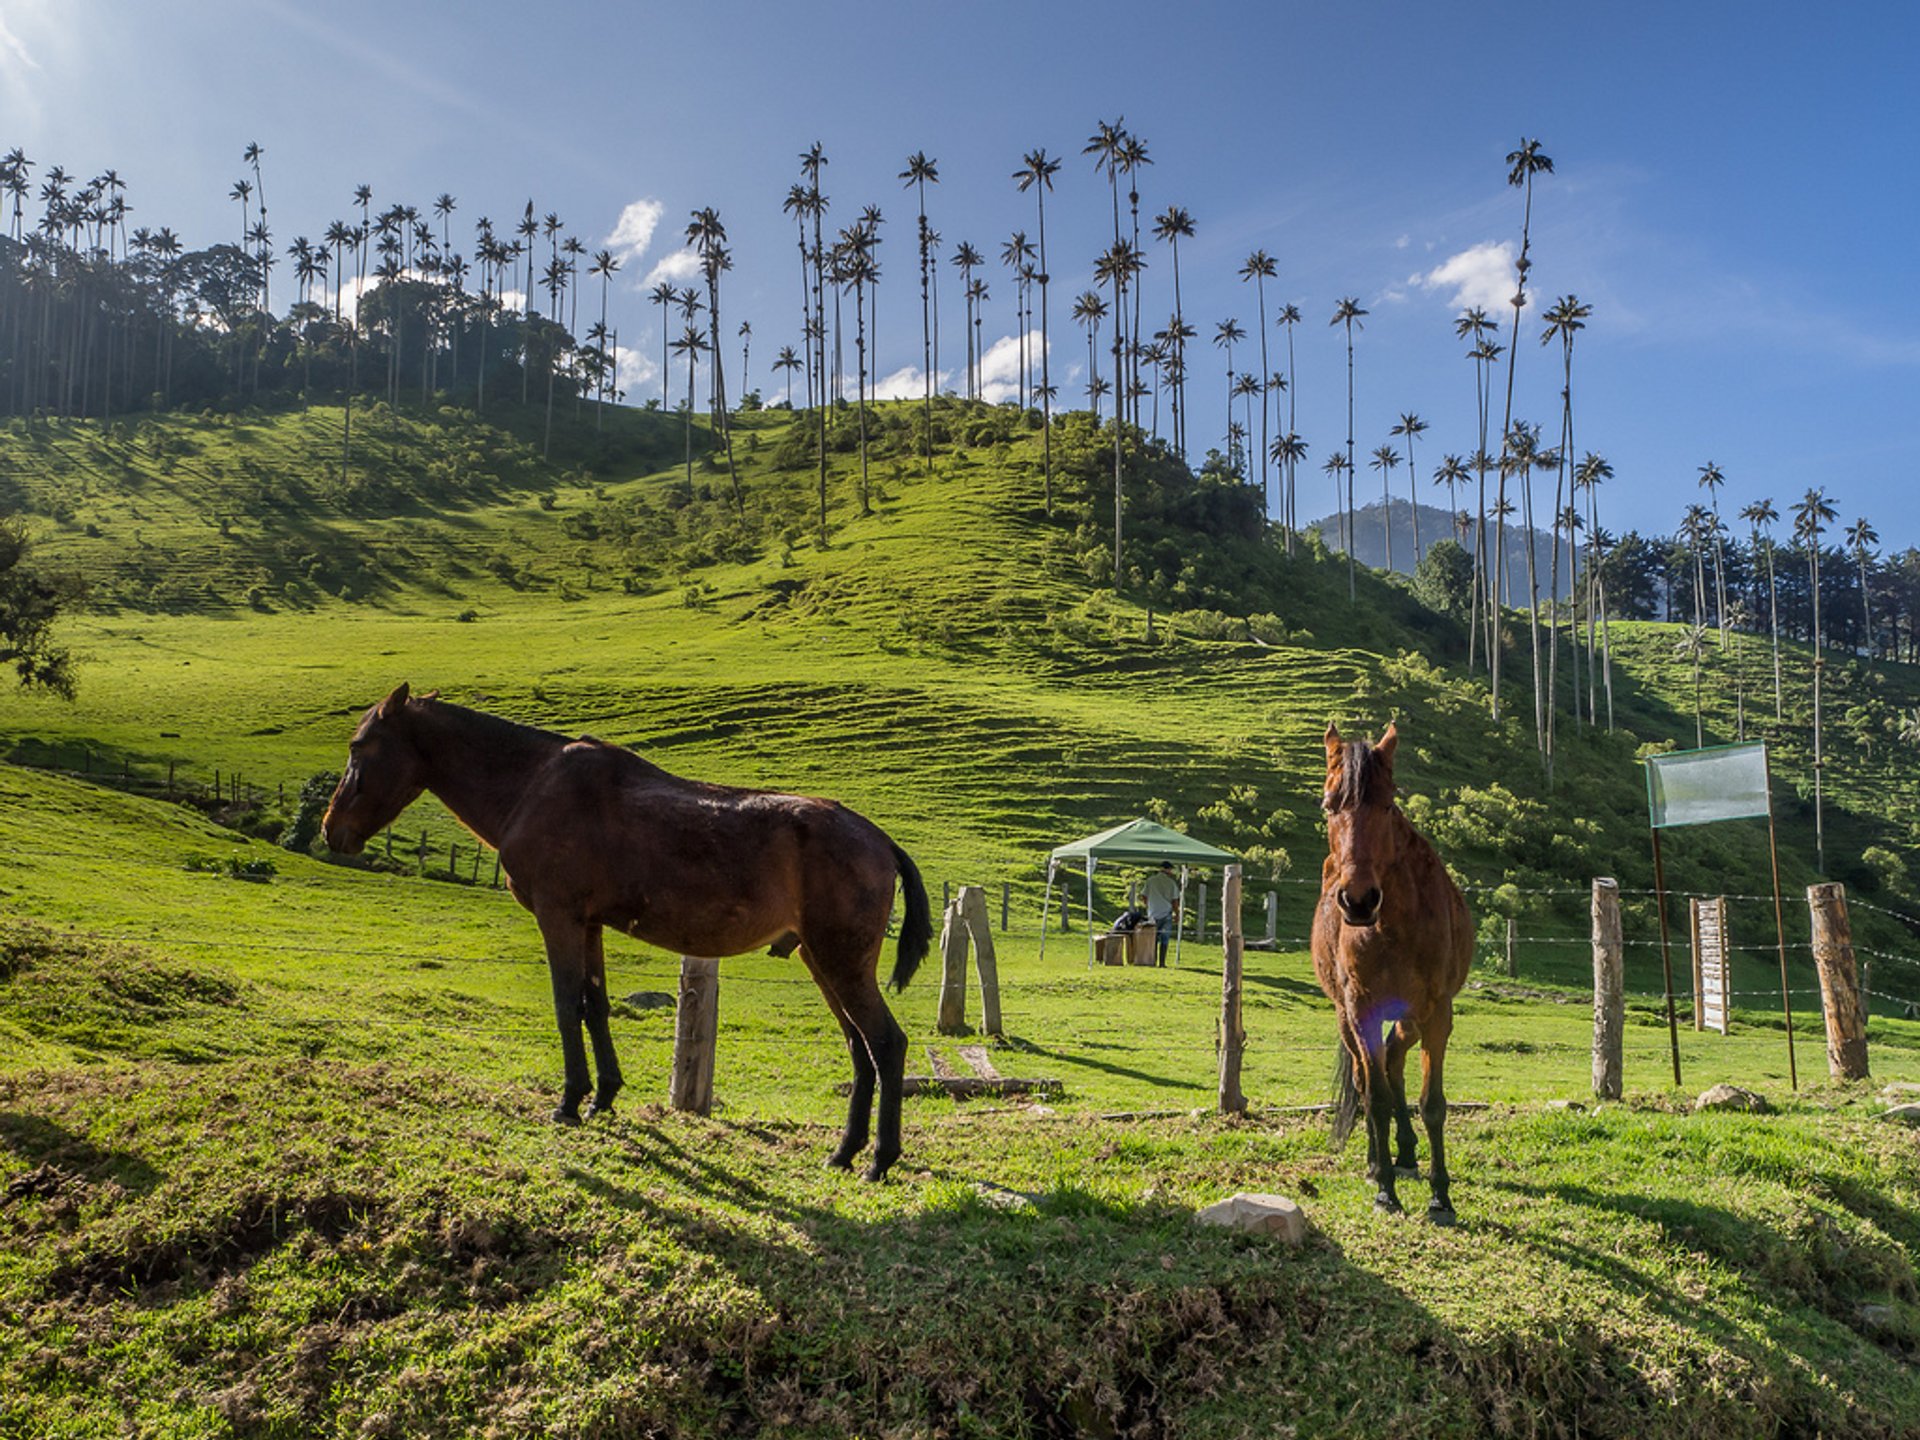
(0, 146), (624, 475)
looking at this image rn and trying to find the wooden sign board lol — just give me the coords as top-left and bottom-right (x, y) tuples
(1691, 896), (1730, 1034)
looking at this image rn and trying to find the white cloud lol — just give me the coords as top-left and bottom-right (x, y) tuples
(613, 343), (656, 400)
(606, 198), (664, 269)
(642, 249), (703, 290)
(977, 332), (1051, 405)
(1415, 241), (1517, 315)
(0, 12), (40, 70)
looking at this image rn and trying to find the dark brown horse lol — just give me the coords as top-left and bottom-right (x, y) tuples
(322, 683), (932, 1180)
(1311, 722), (1471, 1222)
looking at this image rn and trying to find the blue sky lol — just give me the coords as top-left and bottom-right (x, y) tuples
(3, 0), (1914, 551)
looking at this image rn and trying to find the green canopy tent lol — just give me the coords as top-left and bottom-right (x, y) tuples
(1042, 818), (1238, 967)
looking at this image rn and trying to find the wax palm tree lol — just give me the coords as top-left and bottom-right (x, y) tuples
(1434, 453), (1468, 518)
(1792, 486), (1838, 873)
(1153, 205), (1195, 453)
(669, 323), (707, 483)
(1212, 318), (1244, 454)
(1232, 372), (1262, 479)
(772, 345), (802, 407)
(1239, 251), (1277, 512)
(1074, 290), (1107, 414)
(837, 225), (879, 514)
(951, 242), (984, 398)
(1014, 148), (1061, 509)
(1093, 238), (1142, 583)
(1330, 297), (1367, 601)
(899, 151), (939, 472)
(1370, 445), (1401, 569)
(999, 231), (1034, 407)
(579, 247), (618, 426)
(1495, 139), (1553, 729)
(1085, 119), (1130, 419)
(1276, 304), (1303, 548)
(1674, 625), (1711, 748)
(799, 144), (831, 539)
(1322, 452), (1351, 557)
(1271, 433), (1309, 528)
(1847, 516), (1879, 661)
(1391, 413), (1428, 561)
(1696, 461), (1731, 647)
(1576, 452), (1616, 729)
(1741, 498), (1784, 718)
(687, 207), (744, 516)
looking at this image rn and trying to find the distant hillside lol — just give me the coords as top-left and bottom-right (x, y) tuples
(1307, 498), (1584, 601)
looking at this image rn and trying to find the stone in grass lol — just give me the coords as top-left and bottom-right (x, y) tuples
(1196, 1193), (1308, 1245)
(1880, 1103), (1920, 1127)
(1880, 1082), (1920, 1101)
(623, 991), (676, 1010)
(1693, 1083), (1770, 1115)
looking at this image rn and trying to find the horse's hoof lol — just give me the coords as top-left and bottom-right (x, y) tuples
(585, 1101), (615, 1121)
(1427, 1203), (1457, 1227)
(824, 1151), (856, 1172)
(862, 1162), (893, 1183)
(1373, 1193), (1404, 1216)
(551, 1107), (582, 1127)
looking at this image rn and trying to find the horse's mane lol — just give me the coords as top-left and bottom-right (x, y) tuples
(1330, 740), (1391, 811)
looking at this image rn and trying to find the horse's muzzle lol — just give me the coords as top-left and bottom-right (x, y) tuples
(1337, 886), (1383, 927)
(321, 812), (364, 855)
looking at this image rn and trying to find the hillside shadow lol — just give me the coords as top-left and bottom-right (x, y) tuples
(0, 1111), (164, 1196)
(559, 1118), (1483, 1436)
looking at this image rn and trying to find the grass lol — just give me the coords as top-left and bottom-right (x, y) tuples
(3, 399), (1920, 1434)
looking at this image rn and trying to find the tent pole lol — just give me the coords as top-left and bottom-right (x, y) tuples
(1650, 826), (1683, 1088)
(1085, 858), (1097, 968)
(1039, 860), (1055, 964)
(1763, 750), (1798, 1090)
(1175, 865), (1188, 967)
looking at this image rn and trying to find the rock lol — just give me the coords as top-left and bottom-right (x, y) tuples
(1546, 1099), (1585, 1112)
(1196, 1193), (1309, 1244)
(623, 991), (676, 1009)
(1693, 1084), (1770, 1114)
(1879, 1082), (1920, 1101)
(1880, 1103), (1920, 1126)
(1859, 1304), (1896, 1329)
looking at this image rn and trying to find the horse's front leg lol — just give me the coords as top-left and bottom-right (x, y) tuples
(1419, 1001), (1457, 1226)
(1385, 1020), (1420, 1175)
(582, 924), (624, 1119)
(537, 913), (596, 1124)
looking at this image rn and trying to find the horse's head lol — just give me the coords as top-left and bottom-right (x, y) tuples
(1321, 721), (1401, 928)
(322, 683), (427, 855)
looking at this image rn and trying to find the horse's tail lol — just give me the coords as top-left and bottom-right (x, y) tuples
(889, 842), (932, 993)
(1330, 1044), (1361, 1151)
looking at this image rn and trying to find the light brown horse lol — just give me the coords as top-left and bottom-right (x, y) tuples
(322, 683), (932, 1180)
(1311, 722), (1471, 1222)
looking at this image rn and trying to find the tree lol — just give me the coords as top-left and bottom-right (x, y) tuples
(773, 345), (801, 407)
(1330, 297), (1367, 601)
(951, 242), (984, 398)
(1014, 148), (1062, 510)
(0, 517), (74, 697)
(1847, 516), (1880, 661)
(1792, 486), (1838, 874)
(1152, 206), (1195, 454)
(1239, 250), (1277, 516)
(1414, 538), (1475, 618)
(686, 206), (744, 516)
(588, 248), (620, 428)
(1391, 413), (1428, 561)
(1740, 498), (1784, 719)
(1674, 624), (1710, 748)
(1369, 445), (1401, 570)
(1575, 453), (1617, 729)
(900, 151), (939, 474)
(1073, 290), (1107, 415)
(1212, 317), (1244, 456)
(1494, 138), (1553, 730)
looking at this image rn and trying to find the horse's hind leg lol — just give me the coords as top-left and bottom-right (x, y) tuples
(1419, 1001), (1457, 1225)
(1385, 1020), (1420, 1175)
(832, 951), (907, 1182)
(826, 1013), (876, 1170)
(537, 915), (596, 1124)
(581, 925), (624, 1119)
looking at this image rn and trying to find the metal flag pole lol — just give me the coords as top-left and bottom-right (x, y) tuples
(1649, 826), (1684, 1088)
(1174, 864), (1189, 967)
(1040, 859), (1055, 964)
(1762, 748), (1799, 1090)
(1084, 857), (1096, 969)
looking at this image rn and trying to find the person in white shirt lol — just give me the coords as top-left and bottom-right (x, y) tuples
(1142, 861), (1181, 966)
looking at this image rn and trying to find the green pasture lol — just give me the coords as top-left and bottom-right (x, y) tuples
(4, 401), (1920, 1436)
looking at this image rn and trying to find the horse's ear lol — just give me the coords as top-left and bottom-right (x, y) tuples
(1324, 721), (1342, 763)
(1375, 723), (1400, 767)
(378, 682), (411, 719)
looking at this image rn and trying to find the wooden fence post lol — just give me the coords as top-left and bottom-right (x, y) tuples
(1807, 882), (1869, 1081)
(1218, 865), (1247, 1113)
(936, 899), (970, 1035)
(669, 956), (721, 1114)
(959, 885), (1002, 1037)
(1591, 877), (1624, 1101)
(1506, 917), (1517, 978)
(1195, 880), (1208, 943)
(1001, 882), (1010, 934)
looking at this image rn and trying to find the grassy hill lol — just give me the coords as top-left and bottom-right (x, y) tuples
(4, 397), (1920, 1436)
